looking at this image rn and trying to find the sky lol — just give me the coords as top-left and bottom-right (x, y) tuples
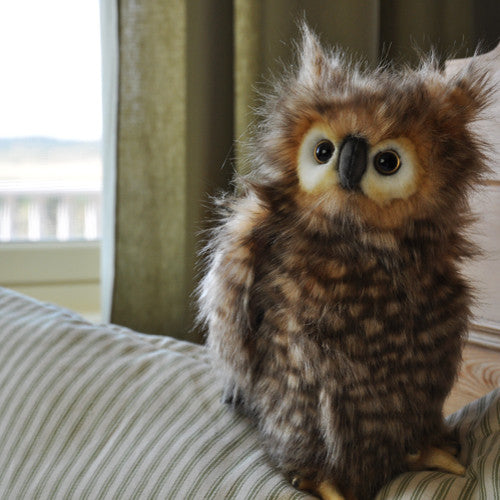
(0, 0), (102, 142)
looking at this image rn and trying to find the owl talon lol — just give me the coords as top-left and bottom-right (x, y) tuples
(291, 476), (346, 500)
(407, 446), (466, 476)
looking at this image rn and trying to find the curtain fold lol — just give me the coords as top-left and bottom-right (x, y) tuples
(111, 0), (190, 338)
(102, 0), (233, 342)
(101, 0), (497, 341)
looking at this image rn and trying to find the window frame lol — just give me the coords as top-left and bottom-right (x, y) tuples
(0, 240), (100, 320)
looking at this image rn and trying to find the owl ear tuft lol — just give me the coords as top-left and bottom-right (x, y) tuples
(443, 59), (493, 122)
(297, 23), (330, 87)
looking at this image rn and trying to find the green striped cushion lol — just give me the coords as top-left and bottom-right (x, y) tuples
(378, 389), (500, 499)
(0, 287), (498, 499)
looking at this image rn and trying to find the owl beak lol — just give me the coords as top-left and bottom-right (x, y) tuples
(338, 135), (368, 191)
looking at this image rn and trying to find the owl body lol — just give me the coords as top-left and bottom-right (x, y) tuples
(198, 26), (490, 500)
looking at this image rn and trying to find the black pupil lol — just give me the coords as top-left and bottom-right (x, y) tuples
(315, 141), (334, 163)
(375, 150), (400, 174)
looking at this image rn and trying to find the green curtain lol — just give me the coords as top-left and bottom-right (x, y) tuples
(102, 0), (498, 342)
(105, 0), (233, 342)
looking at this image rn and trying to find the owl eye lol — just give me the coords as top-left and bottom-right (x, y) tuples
(373, 150), (401, 175)
(314, 140), (335, 164)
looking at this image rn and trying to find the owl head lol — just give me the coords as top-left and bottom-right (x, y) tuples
(247, 25), (492, 233)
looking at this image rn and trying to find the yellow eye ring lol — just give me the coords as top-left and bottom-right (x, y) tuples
(373, 150), (401, 175)
(314, 140), (335, 164)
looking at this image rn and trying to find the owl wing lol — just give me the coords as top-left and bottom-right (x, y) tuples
(199, 197), (267, 405)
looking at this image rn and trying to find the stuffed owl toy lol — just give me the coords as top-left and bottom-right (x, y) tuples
(198, 25), (491, 500)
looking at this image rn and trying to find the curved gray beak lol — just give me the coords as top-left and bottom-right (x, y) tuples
(338, 136), (368, 191)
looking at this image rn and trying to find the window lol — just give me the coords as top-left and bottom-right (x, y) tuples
(0, 0), (102, 242)
(0, 0), (102, 319)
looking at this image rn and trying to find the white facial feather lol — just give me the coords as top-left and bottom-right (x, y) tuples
(361, 138), (419, 205)
(297, 129), (420, 206)
(297, 125), (340, 192)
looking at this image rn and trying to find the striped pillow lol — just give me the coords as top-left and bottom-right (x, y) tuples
(0, 287), (497, 499)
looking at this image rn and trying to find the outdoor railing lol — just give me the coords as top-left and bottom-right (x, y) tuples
(0, 184), (101, 242)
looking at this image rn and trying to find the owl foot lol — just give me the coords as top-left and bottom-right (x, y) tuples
(407, 446), (466, 476)
(291, 476), (346, 500)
